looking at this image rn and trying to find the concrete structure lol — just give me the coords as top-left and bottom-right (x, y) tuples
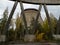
(10, 0), (60, 5)
(20, 9), (43, 26)
(0, 35), (5, 42)
(5, 0), (59, 43)
(9, 43), (58, 45)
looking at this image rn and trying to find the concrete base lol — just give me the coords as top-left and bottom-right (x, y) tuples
(53, 35), (60, 39)
(9, 43), (58, 45)
(24, 35), (35, 42)
(0, 35), (6, 42)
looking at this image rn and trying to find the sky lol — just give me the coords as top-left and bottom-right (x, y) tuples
(0, 0), (60, 20)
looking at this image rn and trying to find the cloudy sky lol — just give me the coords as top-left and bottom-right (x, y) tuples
(0, 0), (60, 20)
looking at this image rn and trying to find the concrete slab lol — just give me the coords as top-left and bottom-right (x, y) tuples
(10, 0), (60, 5)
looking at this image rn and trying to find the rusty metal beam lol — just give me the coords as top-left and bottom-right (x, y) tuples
(36, 5), (42, 21)
(10, 0), (60, 5)
(5, 1), (18, 43)
(32, 5), (42, 34)
(43, 4), (54, 38)
(19, 1), (28, 34)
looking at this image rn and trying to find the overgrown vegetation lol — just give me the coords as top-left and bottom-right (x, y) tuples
(0, 7), (60, 42)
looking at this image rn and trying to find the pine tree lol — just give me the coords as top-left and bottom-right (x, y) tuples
(1, 7), (8, 34)
(56, 16), (60, 34)
(43, 14), (57, 40)
(15, 13), (25, 40)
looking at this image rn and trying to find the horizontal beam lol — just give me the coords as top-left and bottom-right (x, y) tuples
(10, 0), (60, 5)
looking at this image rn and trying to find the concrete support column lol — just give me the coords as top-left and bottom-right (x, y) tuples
(19, 1), (28, 34)
(43, 4), (53, 39)
(5, 1), (18, 43)
(32, 4), (42, 34)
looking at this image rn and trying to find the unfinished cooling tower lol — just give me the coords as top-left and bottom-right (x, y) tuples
(20, 8), (43, 26)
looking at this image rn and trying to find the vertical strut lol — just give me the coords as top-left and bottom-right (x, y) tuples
(36, 4), (43, 25)
(19, 2), (28, 34)
(5, 1), (18, 42)
(36, 4), (42, 21)
(43, 4), (53, 39)
(32, 4), (42, 34)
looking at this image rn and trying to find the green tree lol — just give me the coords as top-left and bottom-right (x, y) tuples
(43, 18), (51, 40)
(15, 13), (25, 40)
(43, 18), (49, 32)
(8, 18), (15, 41)
(50, 13), (57, 32)
(29, 17), (43, 34)
(43, 14), (57, 40)
(0, 19), (2, 34)
(56, 16), (60, 34)
(8, 27), (15, 41)
(0, 7), (8, 34)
